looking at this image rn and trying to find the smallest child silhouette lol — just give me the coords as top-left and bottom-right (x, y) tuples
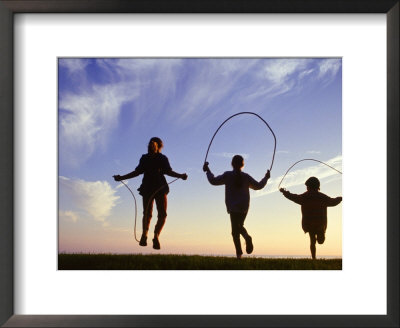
(280, 177), (342, 260)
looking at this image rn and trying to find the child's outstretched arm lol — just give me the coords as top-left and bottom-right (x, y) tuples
(114, 155), (148, 181)
(113, 170), (141, 181)
(324, 196), (342, 207)
(279, 188), (303, 205)
(203, 162), (225, 186)
(165, 169), (188, 180)
(249, 170), (270, 190)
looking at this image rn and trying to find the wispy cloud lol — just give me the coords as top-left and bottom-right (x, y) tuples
(172, 59), (260, 125)
(263, 59), (308, 85)
(59, 58), (91, 74)
(317, 59), (341, 80)
(306, 150), (321, 154)
(59, 210), (79, 223)
(245, 59), (308, 100)
(247, 58), (341, 101)
(59, 82), (139, 167)
(60, 59), (180, 167)
(299, 68), (315, 79)
(253, 155), (342, 197)
(58, 58), (341, 167)
(59, 176), (120, 224)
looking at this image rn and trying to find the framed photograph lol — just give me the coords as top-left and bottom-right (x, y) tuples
(1, 1), (398, 327)
(57, 56), (343, 269)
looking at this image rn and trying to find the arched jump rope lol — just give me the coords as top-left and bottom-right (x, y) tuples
(203, 112), (277, 171)
(277, 158), (342, 190)
(203, 113), (343, 191)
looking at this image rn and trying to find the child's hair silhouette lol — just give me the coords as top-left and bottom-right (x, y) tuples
(232, 155), (244, 188)
(305, 176), (320, 190)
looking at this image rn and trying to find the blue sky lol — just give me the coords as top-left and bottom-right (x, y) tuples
(58, 58), (342, 257)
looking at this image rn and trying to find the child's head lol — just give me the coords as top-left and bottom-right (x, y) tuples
(305, 176), (320, 191)
(148, 137), (163, 153)
(231, 155), (244, 170)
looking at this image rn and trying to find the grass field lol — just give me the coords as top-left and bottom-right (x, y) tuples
(58, 253), (342, 270)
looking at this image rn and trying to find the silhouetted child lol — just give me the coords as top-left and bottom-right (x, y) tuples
(114, 137), (188, 250)
(203, 155), (270, 259)
(280, 177), (342, 260)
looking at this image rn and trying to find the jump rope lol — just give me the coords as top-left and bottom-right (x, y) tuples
(115, 176), (180, 243)
(203, 112), (277, 171)
(116, 112), (341, 243)
(277, 158), (343, 190)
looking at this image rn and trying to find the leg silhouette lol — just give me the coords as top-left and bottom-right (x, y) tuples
(309, 233), (317, 260)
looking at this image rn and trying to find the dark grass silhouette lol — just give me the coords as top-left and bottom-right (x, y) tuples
(59, 253), (341, 270)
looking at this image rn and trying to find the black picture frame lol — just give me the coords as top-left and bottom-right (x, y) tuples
(0, 1), (398, 327)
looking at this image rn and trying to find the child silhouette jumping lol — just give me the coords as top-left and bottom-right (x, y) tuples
(114, 137), (187, 250)
(203, 155), (270, 259)
(280, 177), (342, 260)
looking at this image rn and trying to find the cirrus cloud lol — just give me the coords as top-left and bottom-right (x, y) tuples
(59, 82), (140, 167)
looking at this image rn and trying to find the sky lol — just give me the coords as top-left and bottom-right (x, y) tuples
(58, 58), (342, 258)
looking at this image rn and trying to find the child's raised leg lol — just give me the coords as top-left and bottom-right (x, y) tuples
(316, 232), (325, 245)
(234, 212), (253, 254)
